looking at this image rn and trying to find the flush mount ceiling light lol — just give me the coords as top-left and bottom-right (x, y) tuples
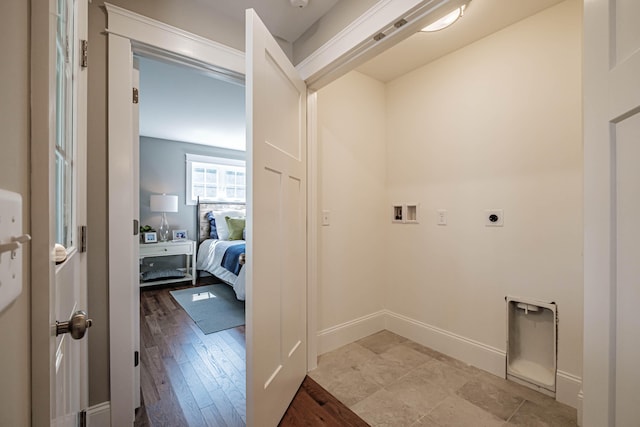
(421, 4), (467, 32)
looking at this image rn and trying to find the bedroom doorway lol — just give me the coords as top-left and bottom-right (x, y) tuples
(134, 53), (249, 424)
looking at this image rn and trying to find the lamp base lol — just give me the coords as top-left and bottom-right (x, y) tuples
(158, 212), (170, 242)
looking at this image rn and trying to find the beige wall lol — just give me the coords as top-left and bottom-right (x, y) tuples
(87, 0), (246, 405)
(384, 0), (582, 376)
(0, 0), (31, 425)
(317, 71), (387, 331)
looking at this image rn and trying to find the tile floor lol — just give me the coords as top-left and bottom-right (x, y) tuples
(309, 331), (578, 427)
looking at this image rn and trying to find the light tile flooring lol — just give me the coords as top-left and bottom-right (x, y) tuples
(309, 331), (578, 427)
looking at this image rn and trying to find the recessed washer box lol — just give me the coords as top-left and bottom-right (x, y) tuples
(485, 209), (504, 226)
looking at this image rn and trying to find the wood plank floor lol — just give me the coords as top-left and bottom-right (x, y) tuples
(136, 278), (367, 427)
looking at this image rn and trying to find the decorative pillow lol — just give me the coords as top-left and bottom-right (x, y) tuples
(205, 211), (218, 239)
(225, 216), (246, 240)
(214, 210), (245, 240)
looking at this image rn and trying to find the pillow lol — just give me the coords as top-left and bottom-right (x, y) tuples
(205, 211), (218, 239)
(225, 216), (246, 240)
(214, 210), (245, 240)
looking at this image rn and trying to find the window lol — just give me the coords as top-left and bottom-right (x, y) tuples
(186, 154), (246, 204)
(55, 0), (76, 248)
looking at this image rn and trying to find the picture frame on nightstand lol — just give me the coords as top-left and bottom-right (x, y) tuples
(172, 229), (187, 241)
(143, 232), (158, 243)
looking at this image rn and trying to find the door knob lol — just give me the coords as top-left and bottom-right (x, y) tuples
(56, 310), (93, 339)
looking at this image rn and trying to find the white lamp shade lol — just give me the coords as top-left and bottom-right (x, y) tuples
(150, 194), (178, 213)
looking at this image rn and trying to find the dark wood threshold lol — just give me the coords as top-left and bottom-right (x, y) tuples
(279, 376), (369, 427)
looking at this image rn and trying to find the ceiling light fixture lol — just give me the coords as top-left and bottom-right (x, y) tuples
(421, 4), (467, 32)
(290, 0), (308, 9)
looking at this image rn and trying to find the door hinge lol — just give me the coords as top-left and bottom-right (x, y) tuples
(77, 409), (87, 427)
(80, 40), (88, 68)
(133, 219), (139, 236)
(134, 350), (139, 367)
(79, 225), (87, 253)
(133, 87), (139, 104)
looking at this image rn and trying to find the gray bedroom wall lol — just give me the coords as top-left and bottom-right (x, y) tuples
(139, 136), (245, 243)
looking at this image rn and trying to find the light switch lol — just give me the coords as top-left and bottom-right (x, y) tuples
(437, 209), (447, 225)
(0, 189), (26, 313)
(321, 210), (330, 226)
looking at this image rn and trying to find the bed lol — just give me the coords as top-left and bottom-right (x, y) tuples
(195, 199), (247, 300)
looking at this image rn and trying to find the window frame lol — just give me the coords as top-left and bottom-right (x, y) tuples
(185, 153), (246, 205)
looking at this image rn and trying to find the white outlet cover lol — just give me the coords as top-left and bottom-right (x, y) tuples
(485, 209), (504, 227)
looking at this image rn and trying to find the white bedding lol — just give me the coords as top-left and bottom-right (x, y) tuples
(196, 239), (246, 301)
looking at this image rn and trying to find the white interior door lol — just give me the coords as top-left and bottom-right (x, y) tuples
(245, 9), (308, 427)
(583, 0), (640, 425)
(52, 0), (90, 425)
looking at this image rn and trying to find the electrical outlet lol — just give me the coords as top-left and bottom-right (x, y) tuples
(321, 210), (330, 226)
(485, 209), (504, 227)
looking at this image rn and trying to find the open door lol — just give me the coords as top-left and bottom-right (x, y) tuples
(245, 9), (308, 426)
(32, 0), (90, 425)
(583, 0), (640, 424)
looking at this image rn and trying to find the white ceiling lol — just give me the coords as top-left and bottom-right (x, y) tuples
(194, 0), (340, 43)
(138, 57), (246, 150)
(139, 0), (567, 148)
(356, 0), (566, 82)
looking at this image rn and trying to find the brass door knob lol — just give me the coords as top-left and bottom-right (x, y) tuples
(56, 310), (93, 340)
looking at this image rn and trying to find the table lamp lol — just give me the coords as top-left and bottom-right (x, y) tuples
(150, 194), (178, 242)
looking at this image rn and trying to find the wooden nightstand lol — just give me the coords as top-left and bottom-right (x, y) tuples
(139, 240), (196, 286)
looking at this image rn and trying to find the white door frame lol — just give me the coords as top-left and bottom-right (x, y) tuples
(105, 5), (245, 426)
(105, 1), (454, 423)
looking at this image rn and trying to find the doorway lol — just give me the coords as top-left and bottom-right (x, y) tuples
(134, 54), (248, 424)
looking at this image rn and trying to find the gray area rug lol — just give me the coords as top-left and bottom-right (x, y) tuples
(170, 284), (245, 334)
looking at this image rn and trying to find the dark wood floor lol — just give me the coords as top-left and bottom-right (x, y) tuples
(136, 278), (367, 427)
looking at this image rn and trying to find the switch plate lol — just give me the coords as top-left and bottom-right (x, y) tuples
(437, 209), (447, 225)
(321, 210), (330, 226)
(485, 209), (504, 227)
(0, 189), (24, 313)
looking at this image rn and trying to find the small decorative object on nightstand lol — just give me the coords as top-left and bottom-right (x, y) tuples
(172, 229), (187, 241)
(143, 232), (157, 244)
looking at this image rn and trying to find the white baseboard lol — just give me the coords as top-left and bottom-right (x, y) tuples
(576, 389), (583, 426)
(316, 309), (583, 410)
(86, 401), (111, 427)
(556, 370), (582, 410)
(316, 310), (385, 354)
(384, 310), (506, 377)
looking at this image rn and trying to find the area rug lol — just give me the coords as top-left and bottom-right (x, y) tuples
(170, 284), (245, 334)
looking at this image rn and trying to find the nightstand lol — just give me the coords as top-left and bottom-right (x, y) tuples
(139, 240), (197, 286)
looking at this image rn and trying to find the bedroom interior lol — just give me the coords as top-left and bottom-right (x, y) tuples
(136, 54), (250, 423)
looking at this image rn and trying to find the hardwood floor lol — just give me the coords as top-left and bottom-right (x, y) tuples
(278, 377), (369, 427)
(137, 278), (246, 427)
(136, 278), (366, 427)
